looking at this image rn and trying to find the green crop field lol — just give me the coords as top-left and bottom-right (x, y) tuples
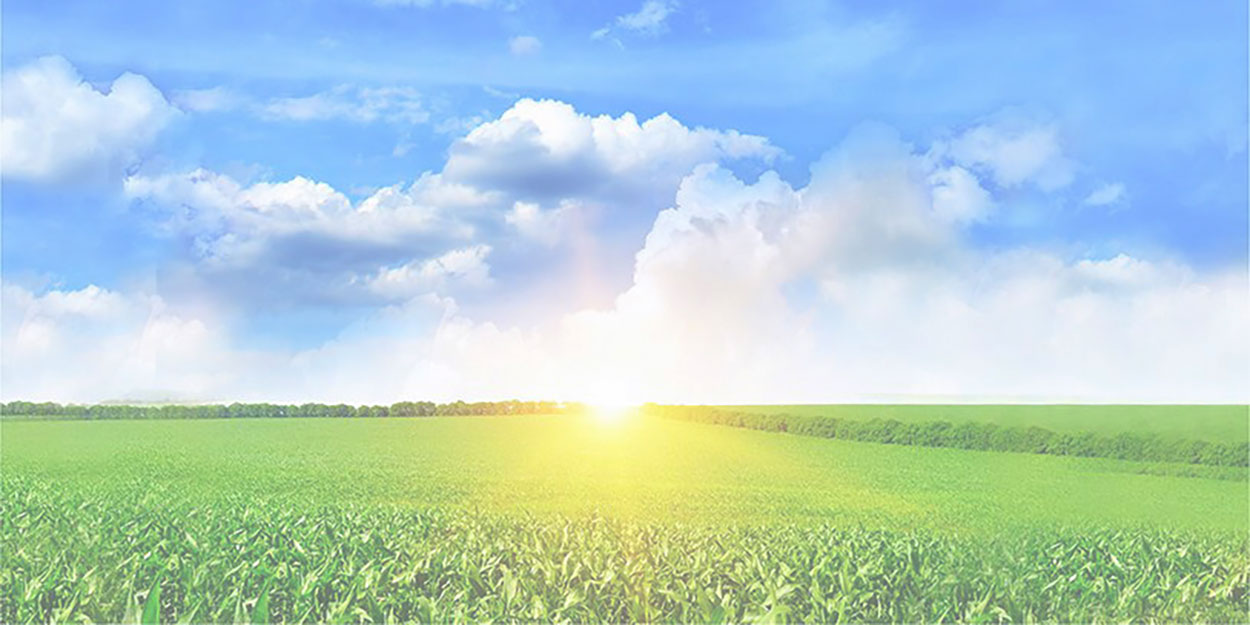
(727, 404), (1250, 444)
(4, 414), (1248, 623)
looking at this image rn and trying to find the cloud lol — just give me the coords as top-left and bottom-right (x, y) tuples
(1083, 182), (1127, 207)
(363, 245), (493, 300)
(928, 166), (994, 223)
(262, 85), (428, 124)
(433, 113), (490, 136)
(9, 103), (1245, 404)
(171, 86), (246, 113)
(1, 284), (245, 403)
(1, 56), (179, 184)
(482, 85), (520, 100)
(504, 199), (584, 245)
(936, 110), (1075, 191)
(126, 169), (477, 261)
(123, 168), (478, 306)
(509, 35), (542, 56)
(372, 0), (509, 8)
(540, 129), (1245, 403)
(617, 0), (677, 35)
(120, 99), (776, 313)
(442, 98), (780, 205)
(171, 83), (432, 126)
(486, 126), (1242, 403)
(1, 281), (547, 404)
(594, 0), (678, 40)
(282, 295), (554, 404)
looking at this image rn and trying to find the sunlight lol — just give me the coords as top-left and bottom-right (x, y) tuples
(589, 401), (635, 424)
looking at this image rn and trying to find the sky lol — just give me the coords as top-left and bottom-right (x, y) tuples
(2, 0), (1247, 404)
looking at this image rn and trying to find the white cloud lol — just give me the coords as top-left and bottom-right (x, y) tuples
(937, 110), (1075, 191)
(595, 0), (678, 40)
(373, 0), (506, 8)
(504, 199), (581, 245)
(1, 56), (178, 184)
(9, 102), (1245, 404)
(171, 86), (245, 113)
(364, 245), (493, 299)
(482, 85), (520, 100)
(928, 165), (994, 223)
(126, 169), (474, 261)
(1, 284), (245, 403)
(509, 35), (542, 55)
(1084, 182), (1127, 206)
(171, 83), (433, 127)
(433, 113), (490, 136)
(281, 295), (553, 404)
(442, 98), (780, 205)
(270, 129), (1245, 404)
(121, 99), (777, 310)
(123, 168), (478, 306)
(539, 129), (1244, 403)
(6, 284), (128, 318)
(1071, 253), (1183, 290)
(262, 85), (428, 124)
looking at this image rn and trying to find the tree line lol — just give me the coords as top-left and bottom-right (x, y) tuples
(642, 405), (1249, 468)
(1, 400), (585, 420)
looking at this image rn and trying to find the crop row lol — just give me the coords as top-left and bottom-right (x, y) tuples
(0, 400), (583, 421)
(3, 476), (1246, 624)
(643, 405), (1250, 467)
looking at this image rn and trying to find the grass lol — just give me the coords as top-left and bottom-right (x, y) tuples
(3, 414), (1248, 622)
(728, 404), (1250, 444)
(655, 405), (1249, 467)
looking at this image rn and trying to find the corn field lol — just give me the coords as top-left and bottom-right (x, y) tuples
(3, 414), (1247, 623)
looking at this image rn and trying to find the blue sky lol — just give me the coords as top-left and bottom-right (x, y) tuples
(2, 1), (1247, 403)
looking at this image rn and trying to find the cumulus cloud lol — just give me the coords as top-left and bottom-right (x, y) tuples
(536, 129), (1245, 402)
(504, 199), (584, 245)
(9, 101), (1245, 404)
(123, 168), (477, 306)
(120, 99), (778, 312)
(442, 98), (780, 205)
(126, 169), (478, 260)
(363, 245), (493, 300)
(1, 56), (179, 184)
(458, 126), (1242, 403)
(1083, 182), (1127, 206)
(508, 35), (542, 55)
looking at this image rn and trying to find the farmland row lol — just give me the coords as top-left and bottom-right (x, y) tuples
(4, 475), (1246, 624)
(0, 400), (582, 420)
(643, 405), (1250, 467)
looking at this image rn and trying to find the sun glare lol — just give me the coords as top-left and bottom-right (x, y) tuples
(588, 400), (637, 424)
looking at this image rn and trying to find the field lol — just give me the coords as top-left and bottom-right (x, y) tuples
(728, 405), (1250, 444)
(3, 414), (1249, 622)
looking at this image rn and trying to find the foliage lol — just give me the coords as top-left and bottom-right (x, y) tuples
(4, 475), (1247, 624)
(0, 399), (582, 420)
(644, 405), (1250, 467)
(729, 404), (1250, 444)
(3, 415), (1247, 623)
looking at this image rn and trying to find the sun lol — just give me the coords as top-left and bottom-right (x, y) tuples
(582, 387), (641, 424)
(588, 401), (635, 424)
